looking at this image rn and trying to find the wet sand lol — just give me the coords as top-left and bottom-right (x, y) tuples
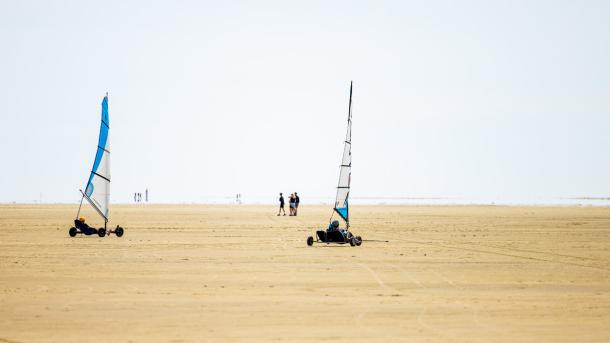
(1, 204), (610, 342)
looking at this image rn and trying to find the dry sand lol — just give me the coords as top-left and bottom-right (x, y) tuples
(1, 204), (610, 342)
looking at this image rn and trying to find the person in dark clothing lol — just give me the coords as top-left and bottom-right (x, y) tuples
(75, 217), (97, 235)
(327, 219), (340, 233)
(277, 193), (286, 216)
(294, 192), (300, 216)
(289, 193), (296, 216)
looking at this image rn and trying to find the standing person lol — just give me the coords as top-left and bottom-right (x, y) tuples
(289, 193), (296, 216)
(294, 192), (300, 216)
(134, 192), (137, 203)
(277, 193), (286, 216)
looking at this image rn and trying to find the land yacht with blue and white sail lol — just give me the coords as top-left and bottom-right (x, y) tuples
(307, 82), (362, 247)
(69, 93), (124, 238)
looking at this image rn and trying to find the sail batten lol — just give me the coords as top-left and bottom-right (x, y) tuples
(84, 95), (110, 222)
(333, 82), (352, 226)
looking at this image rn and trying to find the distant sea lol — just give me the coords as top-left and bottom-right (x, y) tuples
(7, 196), (610, 206)
(147, 196), (610, 206)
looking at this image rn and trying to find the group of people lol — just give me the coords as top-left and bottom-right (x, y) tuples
(134, 189), (148, 203)
(278, 192), (300, 216)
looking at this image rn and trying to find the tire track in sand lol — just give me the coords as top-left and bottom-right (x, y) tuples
(395, 238), (610, 272)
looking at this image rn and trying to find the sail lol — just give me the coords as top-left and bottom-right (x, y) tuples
(334, 82), (352, 224)
(84, 94), (110, 221)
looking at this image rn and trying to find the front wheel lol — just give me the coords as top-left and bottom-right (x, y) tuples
(115, 227), (124, 237)
(349, 237), (356, 246)
(307, 236), (314, 246)
(355, 236), (362, 246)
(98, 228), (106, 237)
(69, 227), (77, 237)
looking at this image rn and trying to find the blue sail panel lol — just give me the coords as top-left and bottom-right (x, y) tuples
(335, 206), (348, 222)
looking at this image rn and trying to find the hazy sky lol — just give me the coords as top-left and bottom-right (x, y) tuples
(1, 0), (609, 203)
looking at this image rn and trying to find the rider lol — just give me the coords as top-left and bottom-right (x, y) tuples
(76, 217), (96, 235)
(327, 220), (341, 232)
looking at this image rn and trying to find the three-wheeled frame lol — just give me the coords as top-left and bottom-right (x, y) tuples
(69, 219), (124, 237)
(307, 229), (362, 247)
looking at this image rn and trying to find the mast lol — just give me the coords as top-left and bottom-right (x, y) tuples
(76, 194), (85, 220)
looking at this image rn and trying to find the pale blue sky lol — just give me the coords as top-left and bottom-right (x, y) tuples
(1, 0), (609, 203)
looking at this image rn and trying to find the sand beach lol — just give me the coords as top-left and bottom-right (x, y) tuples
(1, 204), (610, 342)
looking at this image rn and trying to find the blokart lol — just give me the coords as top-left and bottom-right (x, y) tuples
(67, 93), (125, 238)
(308, 220), (362, 246)
(307, 82), (362, 247)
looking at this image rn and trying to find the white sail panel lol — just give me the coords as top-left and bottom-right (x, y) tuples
(334, 82), (352, 223)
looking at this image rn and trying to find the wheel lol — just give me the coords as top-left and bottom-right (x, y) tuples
(69, 227), (77, 237)
(98, 228), (106, 237)
(307, 236), (314, 246)
(355, 236), (362, 246)
(115, 227), (124, 237)
(349, 237), (356, 246)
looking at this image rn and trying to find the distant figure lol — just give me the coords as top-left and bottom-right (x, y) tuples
(277, 193), (286, 216)
(294, 192), (300, 216)
(289, 193), (296, 216)
(145, 189), (148, 202)
(134, 193), (137, 203)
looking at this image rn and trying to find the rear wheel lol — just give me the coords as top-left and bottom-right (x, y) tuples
(355, 236), (362, 246)
(69, 227), (77, 237)
(115, 227), (124, 237)
(307, 236), (314, 246)
(98, 228), (106, 237)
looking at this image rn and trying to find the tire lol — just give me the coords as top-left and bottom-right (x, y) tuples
(355, 236), (362, 246)
(69, 227), (77, 237)
(115, 227), (124, 237)
(307, 236), (314, 246)
(98, 228), (106, 237)
(349, 237), (356, 246)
